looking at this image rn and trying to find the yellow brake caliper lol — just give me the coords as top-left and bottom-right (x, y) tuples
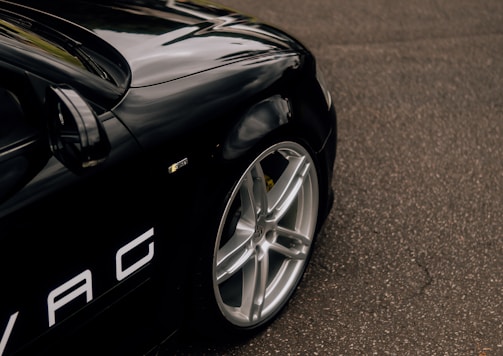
(264, 174), (274, 192)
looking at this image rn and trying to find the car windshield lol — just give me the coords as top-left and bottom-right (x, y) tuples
(0, 13), (111, 82)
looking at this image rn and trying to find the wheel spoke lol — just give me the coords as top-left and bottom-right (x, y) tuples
(249, 163), (269, 217)
(216, 235), (254, 284)
(269, 226), (311, 260)
(267, 155), (310, 221)
(239, 171), (260, 226)
(241, 247), (269, 322)
(276, 225), (312, 246)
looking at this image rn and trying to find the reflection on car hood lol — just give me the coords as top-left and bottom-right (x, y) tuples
(17, 0), (304, 87)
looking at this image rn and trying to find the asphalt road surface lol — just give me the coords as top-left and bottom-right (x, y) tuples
(168, 1), (503, 354)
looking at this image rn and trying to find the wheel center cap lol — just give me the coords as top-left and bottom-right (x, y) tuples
(253, 225), (264, 242)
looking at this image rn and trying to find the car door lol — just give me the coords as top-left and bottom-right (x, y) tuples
(0, 61), (160, 355)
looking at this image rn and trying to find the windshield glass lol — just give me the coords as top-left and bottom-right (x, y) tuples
(0, 17), (85, 69)
(0, 12), (113, 83)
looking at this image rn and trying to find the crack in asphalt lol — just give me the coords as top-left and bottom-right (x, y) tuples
(413, 252), (433, 295)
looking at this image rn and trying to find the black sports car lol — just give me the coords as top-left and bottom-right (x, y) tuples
(0, 0), (337, 354)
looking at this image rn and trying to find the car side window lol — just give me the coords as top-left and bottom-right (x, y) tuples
(0, 59), (42, 148)
(0, 65), (48, 203)
(0, 88), (29, 149)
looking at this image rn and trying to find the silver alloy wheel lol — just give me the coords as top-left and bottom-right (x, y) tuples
(213, 141), (319, 327)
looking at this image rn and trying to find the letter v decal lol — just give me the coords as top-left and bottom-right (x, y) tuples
(0, 312), (18, 356)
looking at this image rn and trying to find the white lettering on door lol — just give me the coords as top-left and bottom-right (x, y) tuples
(0, 312), (18, 356)
(47, 269), (93, 327)
(116, 228), (154, 281)
(2, 227), (155, 352)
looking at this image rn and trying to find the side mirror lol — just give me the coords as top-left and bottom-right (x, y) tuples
(46, 85), (110, 172)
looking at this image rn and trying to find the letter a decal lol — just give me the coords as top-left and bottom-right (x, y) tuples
(47, 270), (93, 327)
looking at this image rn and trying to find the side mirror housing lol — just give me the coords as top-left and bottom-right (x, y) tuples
(46, 85), (110, 172)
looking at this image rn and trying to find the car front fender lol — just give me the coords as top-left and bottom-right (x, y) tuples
(222, 95), (291, 160)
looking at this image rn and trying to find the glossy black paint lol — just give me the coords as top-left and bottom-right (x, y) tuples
(13, 0), (305, 87)
(0, 1), (337, 355)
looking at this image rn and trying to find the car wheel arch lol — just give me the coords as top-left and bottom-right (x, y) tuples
(221, 94), (292, 161)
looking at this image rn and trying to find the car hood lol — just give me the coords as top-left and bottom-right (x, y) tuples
(16, 0), (305, 87)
